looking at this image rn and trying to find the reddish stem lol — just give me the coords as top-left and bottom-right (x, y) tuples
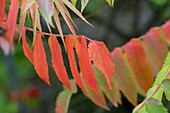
(136, 69), (170, 112)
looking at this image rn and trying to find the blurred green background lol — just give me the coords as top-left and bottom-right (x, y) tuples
(1, 0), (170, 113)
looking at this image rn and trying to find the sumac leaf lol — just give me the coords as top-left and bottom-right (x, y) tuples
(7, 0), (19, 45)
(88, 40), (115, 89)
(48, 35), (71, 90)
(111, 48), (137, 106)
(124, 39), (154, 93)
(36, 0), (54, 26)
(161, 79), (170, 101)
(80, 72), (110, 110)
(93, 65), (121, 107)
(142, 28), (168, 76)
(33, 33), (50, 85)
(55, 79), (77, 113)
(0, 0), (5, 24)
(22, 28), (34, 64)
(65, 35), (86, 92)
(74, 35), (98, 91)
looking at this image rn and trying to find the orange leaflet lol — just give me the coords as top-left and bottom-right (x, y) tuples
(143, 28), (168, 76)
(7, 0), (19, 45)
(74, 35), (99, 91)
(162, 20), (170, 44)
(48, 35), (71, 90)
(0, 0), (5, 24)
(22, 28), (34, 64)
(111, 48), (137, 106)
(88, 40), (115, 89)
(65, 36), (86, 92)
(124, 39), (154, 93)
(33, 33), (50, 85)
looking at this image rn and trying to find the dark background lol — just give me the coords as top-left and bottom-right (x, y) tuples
(1, 0), (170, 113)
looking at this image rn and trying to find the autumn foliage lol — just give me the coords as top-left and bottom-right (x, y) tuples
(1, 0), (170, 113)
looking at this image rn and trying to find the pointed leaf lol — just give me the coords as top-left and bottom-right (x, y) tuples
(162, 52), (170, 68)
(80, 73), (110, 110)
(30, 2), (38, 43)
(161, 79), (170, 101)
(111, 48), (137, 106)
(133, 102), (147, 113)
(81, 0), (89, 13)
(65, 36), (86, 92)
(142, 28), (168, 76)
(93, 65), (121, 107)
(70, 0), (77, 6)
(55, 79), (77, 113)
(62, 0), (93, 27)
(22, 28), (34, 64)
(0, 0), (5, 24)
(54, 2), (76, 35)
(33, 33), (50, 85)
(23, 0), (35, 13)
(124, 39), (154, 93)
(145, 98), (168, 113)
(7, 0), (19, 45)
(105, 0), (112, 6)
(48, 35), (71, 90)
(88, 40), (115, 89)
(19, 0), (28, 42)
(36, 0), (54, 26)
(154, 52), (170, 85)
(74, 35), (98, 91)
(162, 20), (170, 44)
(53, 8), (66, 50)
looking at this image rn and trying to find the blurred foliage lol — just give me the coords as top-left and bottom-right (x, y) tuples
(1, 0), (170, 113)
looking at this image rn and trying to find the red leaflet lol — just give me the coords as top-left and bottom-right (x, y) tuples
(143, 28), (168, 75)
(124, 39), (154, 93)
(0, 0), (5, 24)
(162, 20), (170, 44)
(48, 35), (71, 90)
(7, 0), (19, 45)
(74, 36), (99, 91)
(65, 36), (85, 92)
(22, 28), (34, 64)
(111, 48), (137, 106)
(88, 40), (115, 89)
(33, 33), (50, 85)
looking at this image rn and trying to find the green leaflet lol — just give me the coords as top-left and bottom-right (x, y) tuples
(162, 52), (170, 68)
(105, 0), (114, 7)
(161, 79), (170, 101)
(146, 86), (163, 101)
(133, 98), (168, 113)
(36, 0), (54, 26)
(133, 52), (170, 112)
(132, 102), (147, 113)
(94, 65), (121, 107)
(145, 98), (168, 113)
(70, 0), (77, 6)
(55, 80), (77, 113)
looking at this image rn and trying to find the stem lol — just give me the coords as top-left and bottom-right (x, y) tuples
(136, 69), (170, 112)
(16, 24), (61, 37)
